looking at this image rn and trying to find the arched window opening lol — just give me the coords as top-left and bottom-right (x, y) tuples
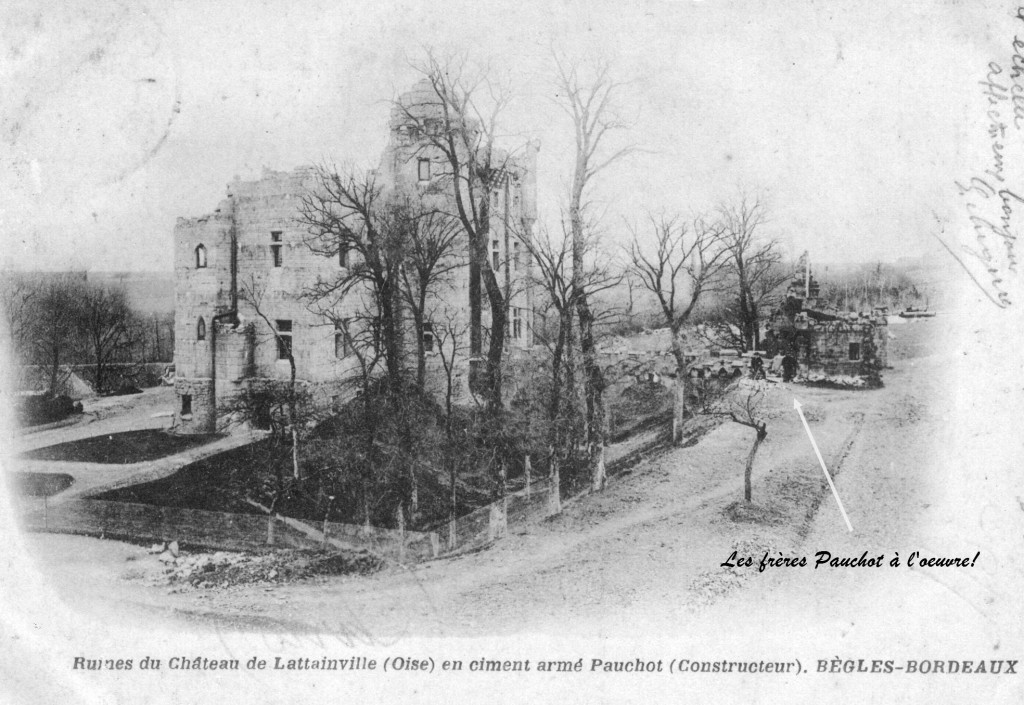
(195, 244), (207, 268)
(197, 317), (206, 341)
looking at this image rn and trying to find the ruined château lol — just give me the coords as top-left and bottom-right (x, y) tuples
(766, 273), (888, 382)
(173, 81), (539, 433)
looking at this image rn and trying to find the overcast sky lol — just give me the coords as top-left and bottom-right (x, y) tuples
(0, 0), (1008, 272)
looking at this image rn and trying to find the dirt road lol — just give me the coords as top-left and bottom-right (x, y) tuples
(17, 319), (954, 638)
(7, 386), (177, 455)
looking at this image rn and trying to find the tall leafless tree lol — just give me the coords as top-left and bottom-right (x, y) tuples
(0, 274), (37, 367)
(718, 195), (789, 351)
(394, 50), (520, 412)
(397, 206), (464, 389)
(554, 53), (636, 491)
(80, 285), (134, 393)
(30, 275), (87, 396)
(239, 275), (302, 482)
(300, 166), (465, 523)
(340, 312), (388, 528)
(628, 214), (729, 443)
(433, 310), (469, 546)
(525, 224), (618, 493)
(524, 226), (577, 493)
(299, 165), (408, 389)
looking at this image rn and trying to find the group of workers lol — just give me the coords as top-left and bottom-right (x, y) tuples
(729, 352), (800, 382)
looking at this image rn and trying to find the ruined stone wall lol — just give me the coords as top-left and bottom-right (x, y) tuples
(173, 209), (234, 431)
(173, 82), (541, 432)
(173, 210), (234, 381)
(173, 169), (367, 432)
(174, 378), (215, 434)
(228, 168), (366, 386)
(383, 82), (538, 356)
(808, 318), (888, 378)
(212, 320), (254, 413)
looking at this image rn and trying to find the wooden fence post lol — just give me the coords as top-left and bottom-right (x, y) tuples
(547, 463), (562, 516)
(488, 499), (508, 541)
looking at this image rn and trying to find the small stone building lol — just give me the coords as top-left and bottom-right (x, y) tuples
(765, 275), (887, 383)
(173, 81), (538, 433)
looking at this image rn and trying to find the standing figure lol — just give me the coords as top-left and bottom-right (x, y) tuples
(750, 354), (765, 380)
(781, 353), (797, 382)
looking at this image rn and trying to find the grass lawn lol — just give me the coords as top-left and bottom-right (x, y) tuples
(21, 430), (222, 464)
(93, 437), (495, 529)
(95, 441), (271, 516)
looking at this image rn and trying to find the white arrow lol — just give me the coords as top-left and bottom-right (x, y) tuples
(793, 398), (853, 532)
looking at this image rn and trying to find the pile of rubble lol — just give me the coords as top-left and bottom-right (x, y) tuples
(145, 541), (383, 591)
(801, 371), (871, 388)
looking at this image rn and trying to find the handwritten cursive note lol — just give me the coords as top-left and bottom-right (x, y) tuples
(948, 7), (1024, 308)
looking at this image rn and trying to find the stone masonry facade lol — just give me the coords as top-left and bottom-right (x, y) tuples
(766, 275), (888, 382)
(173, 82), (538, 433)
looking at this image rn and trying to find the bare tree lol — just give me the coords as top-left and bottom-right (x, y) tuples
(717, 195), (790, 351)
(239, 275), (303, 481)
(130, 311), (175, 363)
(223, 379), (313, 516)
(340, 313), (388, 528)
(30, 275), (86, 396)
(0, 273), (37, 366)
(300, 166), (464, 523)
(619, 272), (645, 333)
(524, 226), (577, 494)
(395, 50), (519, 412)
(397, 206), (464, 389)
(80, 285), (134, 393)
(433, 310), (469, 545)
(525, 224), (618, 492)
(628, 214), (729, 443)
(816, 260), (925, 312)
(300, 166), (410, 390)
(707, 379), (773, 502)
(554, 53), (636, 491)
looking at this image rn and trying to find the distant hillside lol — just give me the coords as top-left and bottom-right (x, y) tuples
(84, 271), (175, 315)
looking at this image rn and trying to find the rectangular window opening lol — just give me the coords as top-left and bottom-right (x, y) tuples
(418, 158), (431, 182)
(848, 342), (861, 361)
(422, 322), (435, 352)
(334, 320), (350, 359)
(513, 307), (522, 340)
(492, 239), (500, 270)
(180, 394), (192, 416)
(271, 231), (283, 267)
(276, 319), (293, 360)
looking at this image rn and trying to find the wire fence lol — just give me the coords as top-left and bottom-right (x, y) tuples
(18, 498), (438, 562)
(17, 415), (711, 565)
(430, 417), (683, 558)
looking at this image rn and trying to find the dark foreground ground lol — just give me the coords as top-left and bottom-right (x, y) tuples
(21, 430), (221, 464)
